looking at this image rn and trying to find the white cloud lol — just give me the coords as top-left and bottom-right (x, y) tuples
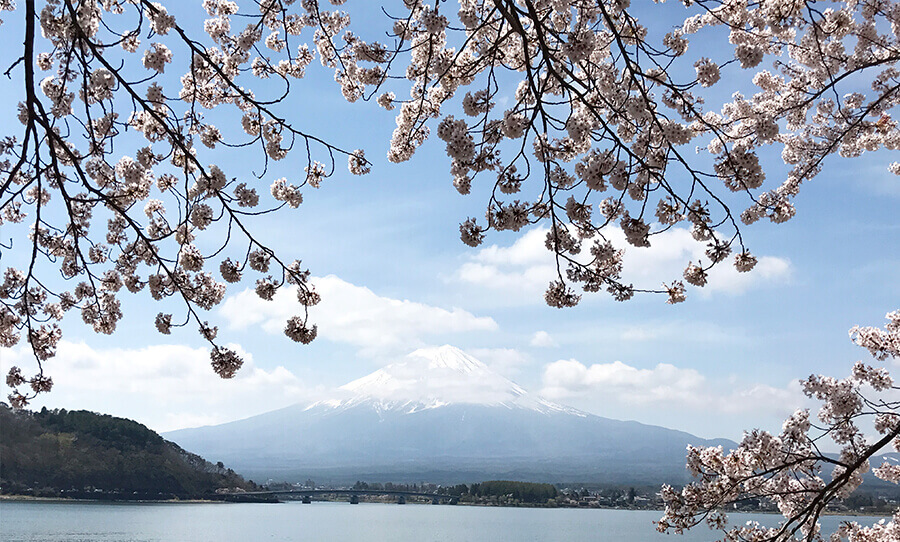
(473, 228), (552, 268)
(542, 359), (707, 405)
(619, 326), (659, 342)
(849, 162), (900, 197)
(220, 275), (498, 357)
(540, 358), (805, 427)
(530, 330), (558, 347)
(454, 229), (556, 297)
(607, 320), (746, 345)
(704, 253), (793, 296)
(453, 226), (792, 301)
(455, 261), (555, 294)
(0, 341), (323, 433)
(619, 227), (792, 295)
(467, 347), (531, 376)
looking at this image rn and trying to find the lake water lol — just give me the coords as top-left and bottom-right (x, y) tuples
(0, 500), (884, 542)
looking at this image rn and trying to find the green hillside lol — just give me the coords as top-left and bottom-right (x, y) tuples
(0, 404), (258, 500)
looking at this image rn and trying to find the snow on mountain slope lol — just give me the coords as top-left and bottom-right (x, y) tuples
(309, 345), (578, 415)
(162, 345), (735, 485)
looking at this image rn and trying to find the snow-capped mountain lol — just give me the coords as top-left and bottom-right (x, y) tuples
(164, 346), (732, 484)
(311, 345), (578, 415)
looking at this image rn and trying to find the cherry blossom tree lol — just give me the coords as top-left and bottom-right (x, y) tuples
(356, 0), (899, 307)
(1, 0), (370, 405)
(658, 311), (900, 542)
(1, 0), (897, 414)
(1, 1), (898, 538)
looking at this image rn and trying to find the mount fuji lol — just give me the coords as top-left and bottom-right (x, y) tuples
(164, 346), (732, 484)
(317, 344), (577, 415)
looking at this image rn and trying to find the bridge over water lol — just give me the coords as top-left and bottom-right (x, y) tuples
(242, 489), (459, 505)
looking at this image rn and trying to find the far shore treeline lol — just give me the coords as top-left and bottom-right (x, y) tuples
(460, 481), (558, 503)
(353, 480), (558, 504)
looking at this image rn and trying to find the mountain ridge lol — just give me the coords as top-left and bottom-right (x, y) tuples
(164, 346), (733, 485)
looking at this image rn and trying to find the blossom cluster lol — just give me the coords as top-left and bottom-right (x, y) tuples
(3, 0), (899, 404)
(311, 0), (899, 307)
(2, 0), (372, 405)
(657, 312), (900, 542)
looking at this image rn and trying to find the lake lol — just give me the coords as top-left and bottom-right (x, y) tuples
(0, 500), (883, 541)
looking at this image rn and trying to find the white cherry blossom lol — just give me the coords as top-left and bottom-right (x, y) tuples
(2, 0), (897, 423)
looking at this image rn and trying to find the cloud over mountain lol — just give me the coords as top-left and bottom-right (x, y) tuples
(219, 275), (498, 357)
(0, 341), (319, 433)
(452, 226), (792, 302)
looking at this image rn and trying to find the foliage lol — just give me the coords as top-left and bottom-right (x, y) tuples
(470, 480), (558, 503)
(439, 482), (471, 497)
(349, 479), (557, 503)
(658, 311), (900, 542)
(0, 1), (897, 536)
(1, 0), (367, 405)
(0, 403), (256, 498)
(2, 0), (898, 404)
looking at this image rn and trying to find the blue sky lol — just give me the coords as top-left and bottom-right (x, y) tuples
(0, 2), (897, 441)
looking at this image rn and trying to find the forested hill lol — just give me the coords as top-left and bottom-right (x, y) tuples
(0, 404), (258, 500)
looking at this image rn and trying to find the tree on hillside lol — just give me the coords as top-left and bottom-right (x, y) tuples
(0, 404), (258, 496)
(0, 4), (897, 525)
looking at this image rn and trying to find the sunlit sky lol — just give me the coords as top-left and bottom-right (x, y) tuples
(0, 2), (897, 441)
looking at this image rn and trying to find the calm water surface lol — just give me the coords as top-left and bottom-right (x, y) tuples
(0, 500), (882, 542)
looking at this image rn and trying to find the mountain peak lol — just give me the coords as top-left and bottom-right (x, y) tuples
(321, 345), (574, 415)
(408, 344), (490, 374)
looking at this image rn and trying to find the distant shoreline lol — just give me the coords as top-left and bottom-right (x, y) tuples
(1, 494), (892, 518)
